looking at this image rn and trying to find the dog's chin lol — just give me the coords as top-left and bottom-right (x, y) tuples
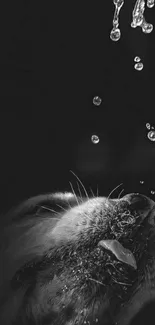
(114, 194), (155, 325)
(147, 205), (155, 225)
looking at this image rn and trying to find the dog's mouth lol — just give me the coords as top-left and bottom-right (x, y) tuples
(95, 195), (155, 283)
(103, 194), (155, 325)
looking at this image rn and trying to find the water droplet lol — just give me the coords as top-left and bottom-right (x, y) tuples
(147, 0), (155, 8)
(142, 22), (153, 33)
(110, 28), (121, 41)
(146, 123), (151, 130)
(140, 180), (144, 184)
(134, 62), (143, 71)
(75, 321), (78, 325)
(91, 135), (99, 144)
(134, 56), (141, 62)
(93, 96), (102, 106)
(151, 190), (155, 195)
(147, 130), (155, 141)
(62, 285), (68, 292)
(80, 310), (84, 315)
(131, 21), (136, 28)
(95, 318), (99, 323)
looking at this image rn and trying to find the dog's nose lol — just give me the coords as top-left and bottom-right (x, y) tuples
(123, 193), (150, 210)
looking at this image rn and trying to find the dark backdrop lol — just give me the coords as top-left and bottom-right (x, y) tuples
(0, 1), (155, 213)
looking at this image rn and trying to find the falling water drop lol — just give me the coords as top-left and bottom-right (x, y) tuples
(142, 22), (153, 33)
(131, 21), (136, 28)
(134, 62), (143, 71)
(146, 123), (151, 129)
(111, 0), (124, 38)
(134, 56), (141, 62)
(110, 28), (121, 41)
(93, 96), (102, 106)
(147, 131), (155, 141)
(140, 180), (144, 184)
(80, 310), (85, 316)
(91, 135), (100, 144)
(146, 124), (155, 130)
(147, 0), (155, 8)
(151, 190), (155, 195)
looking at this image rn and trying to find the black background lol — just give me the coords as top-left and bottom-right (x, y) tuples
(0, 1), (155, 213)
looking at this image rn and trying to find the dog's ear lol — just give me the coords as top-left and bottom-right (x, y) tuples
(0, 192), (84, 324)
(0, 192), (82, 293)
(1, 192), (82, 227)
(0, 192), (82, 264)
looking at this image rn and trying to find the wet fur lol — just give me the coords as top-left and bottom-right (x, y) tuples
(0, 190), (155, 325)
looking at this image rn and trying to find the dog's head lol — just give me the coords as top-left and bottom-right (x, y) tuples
(0, 192), (155, 325)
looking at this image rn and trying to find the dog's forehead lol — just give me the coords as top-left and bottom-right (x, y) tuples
(69, 196), (121, 216)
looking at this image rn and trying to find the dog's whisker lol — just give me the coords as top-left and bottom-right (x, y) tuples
(70, 170), (89, 200)
(56, 204), (69, 213)
(89, 187), (95, 198)
(69, 182), (80, 206)
(107, 183), (123, 200)
(36, 205), (57, 214)
(76, 181), (82, 200)
(89, 277), (105, 286)
(118, 188), (124, 199)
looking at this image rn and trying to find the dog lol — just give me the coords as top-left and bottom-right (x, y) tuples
(0, 187), (155, 325)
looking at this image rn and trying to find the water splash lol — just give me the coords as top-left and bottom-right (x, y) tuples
(131, 14), (144, 28)
(131, 0), (153, 33)
(131, 0), (145, 28)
